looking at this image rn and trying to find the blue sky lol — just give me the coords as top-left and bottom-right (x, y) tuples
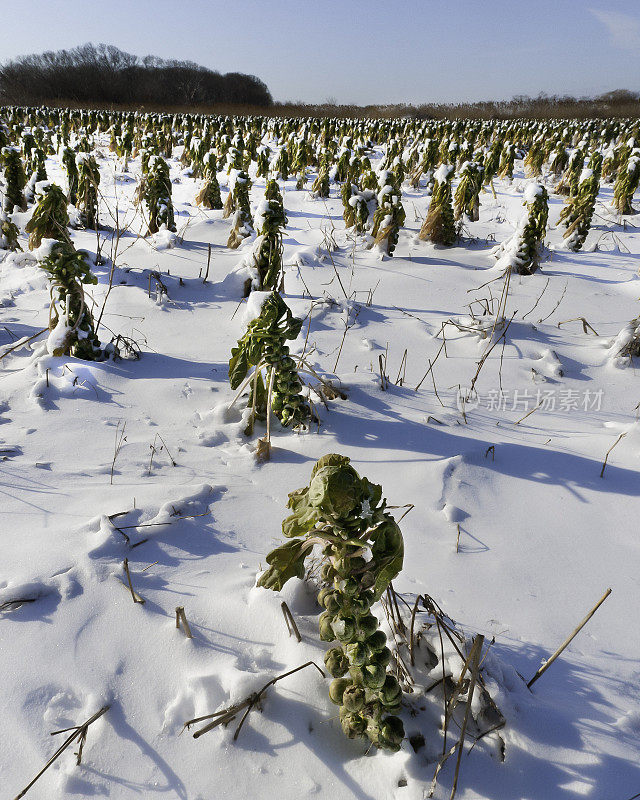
(2, 0), (639, 104)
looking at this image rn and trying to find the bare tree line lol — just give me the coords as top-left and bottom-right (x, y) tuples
(0, 43), (273, 107)
(0, 43), (636, 119)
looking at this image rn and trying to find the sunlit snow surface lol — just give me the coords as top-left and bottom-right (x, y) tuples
(1, 139), (639, 799)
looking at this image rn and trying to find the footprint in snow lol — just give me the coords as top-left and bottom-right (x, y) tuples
(531, 348), (563, 380)
(163, 672), (225, 734)
(0, 569), (81, 619)
(43, 688), (84, 728)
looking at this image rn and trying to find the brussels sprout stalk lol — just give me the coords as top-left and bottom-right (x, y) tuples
(258, 454), (406, 751)
(419, 164), (456, 246)
(228, 292), (311, 433)
(38, 239), (102, 360)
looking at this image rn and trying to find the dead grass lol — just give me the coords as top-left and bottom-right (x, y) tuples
(16, 94), (640, 120)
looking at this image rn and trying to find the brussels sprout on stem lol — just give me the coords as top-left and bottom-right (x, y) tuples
(76, 153), (100, 229)
(258, 454), (406, 751)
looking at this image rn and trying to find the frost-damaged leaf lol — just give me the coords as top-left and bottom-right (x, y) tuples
(372, 548), (404, 601)
(370, 519), (404, 600)
(282, 311), (303, 341)
(257, 539), (312, 591)
(311, 453), (351, 476)
(282, 507), (320, 538)
(229, 344), (249, 389)
(282, 489), (321, 537)
(361, 477), (383, 511)
(286, 486), (310, 511)
(263, 291), (302, 341)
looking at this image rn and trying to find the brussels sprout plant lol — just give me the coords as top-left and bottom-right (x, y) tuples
(1, 146), (27, 212)
(492, 182), (548, 275)
(229, 291), (311, 433)
(38, 240), (102, 360)
(195, 151), (223, 210)
(613, 149), (640, 215)
(61, 146), (79, 206)
(453, 161), (483, 222)
(556, 145), (584, 196)
(419, 164), (456, 246)
(559, 156), (601, 251)
(76, 153), (100, 229)
(258, 454), (405, 752)
(225, 170), (254, 249)
(0, 208), (20, 251)
(145, 154), (176, 234)
(245, 180), (288, 290)
(370, 173), (406, 256)
(25, 182), (70, 249)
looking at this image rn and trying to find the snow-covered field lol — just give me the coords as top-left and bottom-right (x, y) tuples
(1, 133), (640, 800)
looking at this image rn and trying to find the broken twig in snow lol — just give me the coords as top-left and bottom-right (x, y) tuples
(527, 588), (612, 688)
(13, 706), (109, 799)
(119, 558), (145, 604)
(281, 601), (302, 642)
(600, 433), (626, 478)
(175, 606), (193, 638)
(183, 661), (324, 741)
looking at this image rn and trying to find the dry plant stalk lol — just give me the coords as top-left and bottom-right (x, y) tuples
(119, 558), (145, 603)
(382, 588), (505, 799)
(175, 606), (193, 638)
(0, 598), (37, 612)
(280, 601), (302, 642)
(527, 588), (612, 688)
(110, 421), (127, 485)
(0, 328), (49, 361)
(203, 242), (212, 283)
(13, 706), (109, 799)
(557, 317), (599, 335)
(450, 635), (484, 799)
(183, 661), (324, 741)
(256, 368), (276, 463)
(600, 433), (626, 479)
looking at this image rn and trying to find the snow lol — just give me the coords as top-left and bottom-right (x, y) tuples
(578, 168), (594, 184)
(433, 163), (453, 183)
(34, 180), (51, 198)
(153, 227), (177, 250)
(33, 237), (58, 261)
(253, 197), (271, 233)
(46, 314), (70, 355)
(523, 181), (544, 203)
(242, 289), (272, 327)
(1, 128), (640, 800)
